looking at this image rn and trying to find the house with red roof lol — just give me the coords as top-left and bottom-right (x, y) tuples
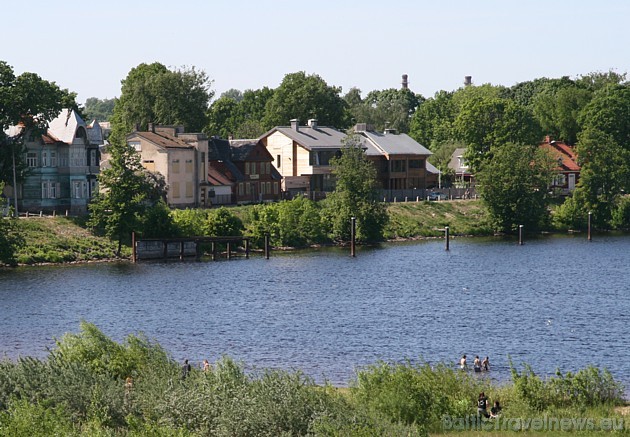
(540, 136), (580, 194)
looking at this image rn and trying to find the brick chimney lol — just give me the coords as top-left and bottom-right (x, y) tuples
(402, 74), (408, 89)
(290, 119), (299, 131)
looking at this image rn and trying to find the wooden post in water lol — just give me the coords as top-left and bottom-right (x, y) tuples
(588, 212), (592, 241)
(131, 232), (136, 263)
(518, 225), (524, 245)
(179, 241), (184, 260)
(350, 216), (356, 257)
(245, 238), (249, 259)
(195, 240), (202, 261)
(445, 226), (450, 251)
(227, 242), (231, 260)
(163, 240), (168, 260)
(212, 242), (217, 261)
(264, 234), (270, 259)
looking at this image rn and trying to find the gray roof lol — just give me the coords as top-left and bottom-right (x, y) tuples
(448, 147), (471, 174)
(362, 131), (432, 157)
(426, 161), (440, 175)
(262, 126), (347, 150)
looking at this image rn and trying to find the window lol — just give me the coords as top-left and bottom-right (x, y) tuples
(261, 182), (266, 195)
(27, 152), (38, 167)
(391, 160), (406, 173)
(90, 179), (98, 197)
(172, 159), (180, 173)
(277, 154), (281, 168)
(238, 183), (244, 196)
(172, 182), (180, 198)
(273, 182), (279, 195)
(89, 150), (97, 167)
(185, 182), (193, 198)
(129, 141), (141, 151)
(245, 183), (251, 195)
(409, 159), (424, 169)
(266, 182), (271, 195)
(245, 162), (250, 174)
(42, 150), (49, 167)
(250, 162), (257, 175)
(73, 181), (82, 198)
(185, 159), (193, 173)
(41, 181), (60, 199)
(50, 151), (57, 167)
(266, 162), (271, 174)
(309, 151), (336, 166)
(457, 156), (468, 169)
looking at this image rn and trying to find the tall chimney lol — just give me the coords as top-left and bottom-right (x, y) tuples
(464, 76), (472, 86)
(307, 119), (318, 129)
(290, 119), (299, 131)
(402, 74), (408, 89)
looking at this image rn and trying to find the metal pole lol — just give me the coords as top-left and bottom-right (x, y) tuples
(445, 226), (450, 251)
(350, 216), (356, 257)
(519, 225), (524, 245)
(587, 212), (592, 241)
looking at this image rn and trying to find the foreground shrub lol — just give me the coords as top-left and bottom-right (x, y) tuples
(351, 361), (487, 432)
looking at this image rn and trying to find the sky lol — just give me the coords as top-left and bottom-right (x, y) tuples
(3, 0), (630, 104)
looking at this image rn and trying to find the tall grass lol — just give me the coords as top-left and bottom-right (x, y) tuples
(0, 323), (626, 435)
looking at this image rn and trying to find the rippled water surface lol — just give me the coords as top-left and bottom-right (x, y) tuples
(1, 234), (628, 386)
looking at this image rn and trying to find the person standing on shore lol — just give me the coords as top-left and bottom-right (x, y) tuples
(182, 359), (192, 380)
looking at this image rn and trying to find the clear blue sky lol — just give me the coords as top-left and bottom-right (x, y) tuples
(4, 0), (630, 104)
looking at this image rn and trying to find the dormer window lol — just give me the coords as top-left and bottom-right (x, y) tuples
(457, 156), (468, 169)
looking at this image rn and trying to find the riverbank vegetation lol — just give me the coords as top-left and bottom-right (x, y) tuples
(0, 323), (625, 435)
(1, 199), (491, 266)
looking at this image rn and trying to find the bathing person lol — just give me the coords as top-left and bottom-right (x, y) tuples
(482, 356), (490, 371)
(460, 354), (467, 370)
(473, 356), (481, 372)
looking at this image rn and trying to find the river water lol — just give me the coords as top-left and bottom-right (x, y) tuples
(0, 234), (628, 387)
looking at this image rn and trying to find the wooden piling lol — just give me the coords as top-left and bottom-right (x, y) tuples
(212, 242), (217, 261)
(245, 238), (249, 259)
(518, 225), (524, 245)
(179, 241), (184, 260)
(264, 234), (270, 259)
(588, 212), (592, 241)
(350, 216), (356, 257)
(227, 242), (231, 260)
(163, 241), (168, 260)
(445, 226), (450, 251)
(131, 232), (136, 263)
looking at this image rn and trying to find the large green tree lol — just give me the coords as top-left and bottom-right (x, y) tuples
(476, 142), (555, 233)
(409, 90), (457, 150)
(455, 95), (541, 172)
(263, 72), (349, 129)
(109, 63), (213, 145)
(84, 97), (115, 122)
(322, 134), (388, 242)
(88, 143), (168, 256)
(532, 85), (592, 145)
(345, 87), (422, 133)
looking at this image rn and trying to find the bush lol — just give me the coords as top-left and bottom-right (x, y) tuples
(611, 195), (630, 230)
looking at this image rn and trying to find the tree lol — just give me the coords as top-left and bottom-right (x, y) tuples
(345, 88), (422, 133)
(476, 142), (555, 233)
(409, 90), (457, 150)
(263, 72), (350, 129)
(578, 84), (630, 150)
(322, 134), (388, 242)
(205, 96), (240, 138)
(88, 143), (167, 256)
(109, 63), (213, 145)
(455, 96), (541, 172)
(84, 97), (115, 122)
(0, 182), (23, 265)
(570, 128), (630, 228)
(532, 85), (592, 145)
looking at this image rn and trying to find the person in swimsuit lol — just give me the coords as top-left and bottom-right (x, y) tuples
(473, 356), (481, 372)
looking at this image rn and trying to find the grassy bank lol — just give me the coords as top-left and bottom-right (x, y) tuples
(0, 323), (626, 436)
(9, 217), (127, 265)
(5, 200), (491, 266)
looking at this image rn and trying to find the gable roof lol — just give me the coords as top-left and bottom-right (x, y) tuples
(261, 125), (347, 150)
(361, 131), (432, 157)
(47, 109), (87, 144)
(541, 140), (580, 172)
(448, 148), (472, 174)
(129, 131), (192, 149)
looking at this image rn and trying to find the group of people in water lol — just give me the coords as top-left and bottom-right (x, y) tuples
(459, 354), (490, 372)
(459, 355), (501, 418)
